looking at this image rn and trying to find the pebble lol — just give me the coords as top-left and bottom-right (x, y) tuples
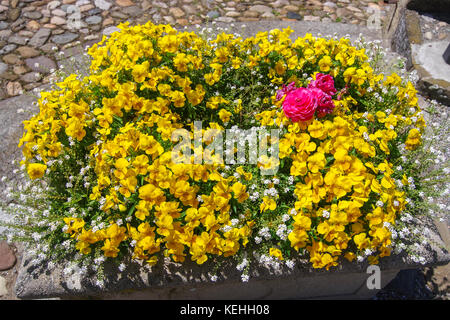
(52, 9), (67, 17)
(169, 8), (185, 18)
(21, 71), (42, 83)
(8, 8), (21, 22)
(424, 31), (433, 40)
(153, 1), (168, 9)
(163, 15), (175, 24)
(0, 44), (16, 55)
(0, 61), (7, 74)
(0, 276), (7, 297)
(51, 31), (78, 44)
(243, 11), (259, 18)
(261, 12), (275, 19)
(6, 81), (22, 96)
(303, 15), (321, 22)
(110, 11), (127, 19)
(23, 12), (42, 19)
(0, 21), (8, 30)
(323, 1), (337, 8)
(80, 4), (94, 12)
(249, 5), (272, 13)
(85, 15), (102, 25)
(94, 0), (111, 10)
(225, 11), (240, 18)
(116, 0), (134, 7)
(346, 5), (362, 13)
(26, 20), (40, 32)
(438, 32), (447, 40)
(102, 17), (114, 26)
(88, 8), (102, 16)
(8, 35), (29, 45)
(25, 56), (56, 74)
(50, 16), (66, 25)
(13, 65), (27, 75)
(287, 11), (302, 20)
(121, 6), (143, 17)
(271, 0), (289, 8)
(103, 26), (120, 36)
(216, 16), (235, 23)
(17, 46), (40, 58)
(182, 5), (196, 15)
(284, 5), (299, 12)
(29, 28), (51, 47)
(206, 10), (220, 19)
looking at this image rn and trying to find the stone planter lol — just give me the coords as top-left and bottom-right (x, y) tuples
(4, 20), (450, 300)
(13, 217), (450, 300)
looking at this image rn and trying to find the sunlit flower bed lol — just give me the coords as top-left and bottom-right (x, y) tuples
(4, 21), (448, 283)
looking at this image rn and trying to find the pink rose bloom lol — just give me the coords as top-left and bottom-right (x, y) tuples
(308, 73), (337, 96)
(276, 81), (297, 101)
(282, 87), (318, 122)
(309, 87), (335, 118)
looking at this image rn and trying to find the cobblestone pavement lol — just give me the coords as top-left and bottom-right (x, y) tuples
(0, 0), (397, 99)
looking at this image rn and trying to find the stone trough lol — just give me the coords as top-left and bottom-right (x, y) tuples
(1, 19), (449, 300)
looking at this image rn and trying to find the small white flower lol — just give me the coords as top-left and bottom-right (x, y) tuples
(285, 260), (295, 269)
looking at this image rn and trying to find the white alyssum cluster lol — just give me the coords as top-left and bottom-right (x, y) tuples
(276, 224), (288, 240)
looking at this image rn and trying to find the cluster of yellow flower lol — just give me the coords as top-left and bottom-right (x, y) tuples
(18, 21), (425, 271)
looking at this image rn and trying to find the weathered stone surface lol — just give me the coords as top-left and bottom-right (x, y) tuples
(286, 11), (303, 20)
(2, 53), (21, 65)
(169, 7), (185, 18)
(23, 11), (42, 19)
(0, 30), (12, 41)
(249, 5), (272, 13)
(94, 0), (112, 10)
(25, 56), (56, 74)
(405, 10), (423, 44)
(13, 211), (450, 300)
(85, 15), (102, 24)
(8, 35), (29, 45)
(8, 8), (21, 22)
(13, 65), (27, 75)
(6, 81), (22, 96)
(50, 16), (66, 25)
(121, 5), (142, 17)
(103, 26), (120, 36)
(21, 71), (42, 83)
(0, 62), (7, 74)
(0, 276), (7, 297)
(412, 41), (450, 104)
(110, 11), (127, 19)
(116, 0), (134, 6)
(0, 44), (17, 55)
(51, 32), (78, 44)
(206, 10), (220, 19)
(26, 20), (40, 31)
(29, 28), (51, 47)
(17, 47), (39, 58)
(0, 241), (16, 270)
